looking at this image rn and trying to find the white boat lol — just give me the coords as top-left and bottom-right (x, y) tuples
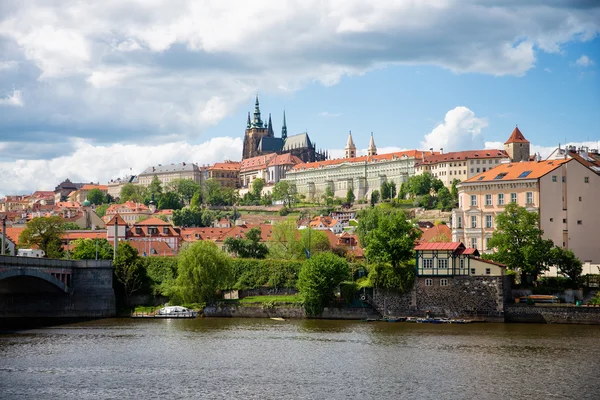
(158, 306), (197, 317)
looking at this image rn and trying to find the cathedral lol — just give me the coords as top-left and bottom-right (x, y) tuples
(241, 96), (328, 163)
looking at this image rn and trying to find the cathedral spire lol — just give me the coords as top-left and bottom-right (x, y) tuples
(246, 112), (251, 129)
(281, 110), (288, 139)
(367, 132), (377, 156)
(345, 130), (356, 159)
(267, 113), (274, 137)
(252, 94), (263, 128)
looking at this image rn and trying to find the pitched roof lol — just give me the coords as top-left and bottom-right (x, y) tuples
(0, 227), (25, 244)
(282, 132), (312, 151)
(240, 153), (277, 172)
(80, 184), (108, 191)
(135, 217), (172, 226)
(472, 257), (507, 267)
(504, 127), (529, 144)
(106, 214), (127, 226)
(414, 242), (464, 251)
(129, 240), (176, 256)
(463, 159), (570, 183)
(267, 153), (303, 167)
(419, 224), (452, 243)
(257, 137), (284, 153)
(139, 163), (200, 176)
(292, 150), (434, 171)
(62, 230), (108, 240)
(106, 201), (150, 213)
(418, 150), (507, 165)
(209, 162), (240, 171)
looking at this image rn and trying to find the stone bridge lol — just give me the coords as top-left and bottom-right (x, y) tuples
(0, 255), (115, 319)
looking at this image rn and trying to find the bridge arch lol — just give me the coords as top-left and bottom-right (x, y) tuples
(0, 268), (69, 293)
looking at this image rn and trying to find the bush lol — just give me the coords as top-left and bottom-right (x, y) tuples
(230, 258), (303, 289)
(279, 208), (289, 216)
(340, 281), (358, 304)
(143, 257), (178, 295)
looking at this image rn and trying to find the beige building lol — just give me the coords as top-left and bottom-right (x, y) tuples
(104, 201), (152, 225)
(208, 161), (240, 188)
(452, 158), (600, 265)
(240, 153), (276, 188)
(415, 242), (506, 277)
(138, 163), (202, 187)
(107, 175), (138, 199)
(284, 147), (432, 201)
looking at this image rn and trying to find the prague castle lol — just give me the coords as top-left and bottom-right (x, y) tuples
(241, 96), (327, 163)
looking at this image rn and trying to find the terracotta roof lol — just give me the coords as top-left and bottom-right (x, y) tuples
(267, 153), (303, 167)
(180, 227), (230, 241)
(566, 150), (600, 175)
(240, 153), (277, 172)
(106, 214), (127, 226)
(62, 230), (108, 240)
(154, 209), (173, 215)
(419, 150), (507, 165)
(292, 150), (436, 171)
(472, 257), (507, 268)
(419, 224), (452, 243)
(504, 127), (529, 144)
(134, 217), (172, 226)
(80, 184), (108, 191)
(463, 159), (570, 183)
(0, 227), (25, 244)
(309, 216), (339, 228)
(414, 242), (464, 251)
(55, 201), (81, 209)
(456, 248), (479, 256)
(128, 240), (176, 256)
(106, 201), (150, 213)
(209, 162), (241, 171)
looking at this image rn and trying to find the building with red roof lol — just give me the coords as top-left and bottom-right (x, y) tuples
(414, 242), (505, 276)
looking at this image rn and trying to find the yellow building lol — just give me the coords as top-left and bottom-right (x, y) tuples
(415, 242), (505, 278)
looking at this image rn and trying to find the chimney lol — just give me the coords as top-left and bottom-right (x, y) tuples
(440, 148), (443, 154)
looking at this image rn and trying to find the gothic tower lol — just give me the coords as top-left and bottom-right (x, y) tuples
(242, 95), (269, 159)
(367, 132), (377, 156)
(345, 131), (356, 159)
(281, 110), (287, 140)
(504, 126), (530, 162)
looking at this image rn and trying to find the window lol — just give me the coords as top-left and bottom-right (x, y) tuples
(495, 159), (499, 164)
(562, 176), (565, 182)
(471, 216), (477, 228)
(476, 168), (480, 173)
(577, 220), (582, 225)
(425, 279), (433, 287)
(485, 194), (492, 205)
(552, 175), (557, 182)
(498, 193), (504, 205)
(485, 268), (491, 275)
(471, 268), (476, 275)
(526, 192), (533, 204)
(584, 177), (589, 183)
(563, 218), (566, 223)
(438, 259), (448, 269)
(579, 196), (582, 202)
(440, 279), (448, 287)
(485, 215), (493, 228)
(518, 171), (532, 178)
(476, 160), (480, 164)
(470, 168), (474, 173)
(457, 216), (462, 228)
(460, 258), (465, 269)
(510, 193), (517, 203)
(494, 172), (508, 180)
(163, 227), (169, 234)
(423, 259), (433, 268)
(550, 218), (553, 222)
(471, 238), (477, 249)
(471, 195), (477, 206)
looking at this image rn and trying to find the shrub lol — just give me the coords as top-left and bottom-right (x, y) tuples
(230, 258), (303, 289)
(279, 208), (289, 216)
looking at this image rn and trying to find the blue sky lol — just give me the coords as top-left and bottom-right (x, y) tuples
(0, 1), (599, 195)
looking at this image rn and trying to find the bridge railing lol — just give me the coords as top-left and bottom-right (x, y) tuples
(0, 255), (112, 268)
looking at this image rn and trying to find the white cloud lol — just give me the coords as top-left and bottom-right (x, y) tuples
(575, 55), (595, 67)
(0, 0), (597, 149)
(0, 89), (24, 107)
(318, 111), (342, 118)
(0, 61), (18, 71)
(544, 68), (552, 73)
(0, 136), (242, 196)
(421, 106), (488, 152)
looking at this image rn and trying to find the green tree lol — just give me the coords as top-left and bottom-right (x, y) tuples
(190, 190), (202, 208)
(19, 216), (65, 258)
(549, 247), (583, 286)
(87, 188), (106, 205)
(158, 191), (184, 210)
(346, 188), (355, 205)
(251, 178), (265, 199)
(71, 238), (113, 260)
(370, 190), (380, 206)
(405, 173), (433, 198)
(486, 203), (553, 282)
(113, 241), (146, 300)
(224, 227), (269, 259)
(436, 186), (453, 211)
(298, 252), (350, 316)
(272, 181), (297, 208)
(120, 183), (146, 203)
(95, 204), (110, 218)
(148, 175), (163, 198)
(381, 181), (396, 201)
(300, 228), (331, 258)
(169, 178), (201, 205)
(323, 186), (334, 206)
(171, 240), (232, 304)
(431, 178), (444, 193)
(268, 219), (303, 260)
(203, 179), (227, 206)
(450, 179), (460, 204)
(172, 207), (213, 227)
(62, 222), (81, 230)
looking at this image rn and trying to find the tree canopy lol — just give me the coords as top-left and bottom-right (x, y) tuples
(158, 191), (184, 210)
(71, 238), (114, 260)
(120, 183), (147, 203)
(113, 241), (146, 299)
(19, 216), (65, 258)
(169, 178), (201, 205)
(172, 207), (214, 227)
(224, 227), (269, 259)
(87, 188), (106, 205)
(272, 181), (297, 208)
(549, 246), (582, 285)
(346, 188), (355, 205)
(381, 181), (397, 201)
(298, 252), (350, 316)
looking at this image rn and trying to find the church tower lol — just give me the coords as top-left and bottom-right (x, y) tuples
(242, 95), (269, 160)
(367, 132), (377, 156)
(504, 126), (530, 162)
(281, 110), (287, 140)
(345, 131), (356, 159)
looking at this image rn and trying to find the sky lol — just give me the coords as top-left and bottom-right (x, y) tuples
(0, 0), (599, 196)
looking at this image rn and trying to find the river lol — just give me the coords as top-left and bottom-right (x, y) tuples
(1, 318), (598, 399)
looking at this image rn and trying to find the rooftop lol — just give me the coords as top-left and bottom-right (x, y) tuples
(418, 150), (508, 165)
(139, 162), (200, 176)
(463, 159), (570, 183)
(292, 150), (434, 171)
(504, 127), (529, 144)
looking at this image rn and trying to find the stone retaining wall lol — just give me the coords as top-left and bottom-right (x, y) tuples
(203, 304), (377, 320)
(505, 305), (600, 324)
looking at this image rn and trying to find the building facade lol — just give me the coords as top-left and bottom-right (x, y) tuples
(284, 149), (431, 201)
(104, 201), (152, 225)
(451, 158), (600, 265)
(208, 161), (241, 188)
(107, 175), (138, 199)
(415, 242), (505, 276)
(138, 162), (202, 187)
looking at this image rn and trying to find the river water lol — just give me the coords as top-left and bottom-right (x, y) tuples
(1, 318), (599, 399)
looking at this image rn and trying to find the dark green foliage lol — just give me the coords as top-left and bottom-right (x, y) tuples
(381, 181), (397, 201)
(230, 258), (303, 289)
(114, 241), (147, 299)
(62, 222), (81, 230)
(120, 183), (147, 203)
(224, 227), (269, 259)
(19, 216), (65, 258)
(340, 281), (358, 304)
(169, 178), (201, 205)
(172, 207), (214, 227)
(143, 256), (178, 295)
(298, 252), (350, 316)
(87, 188), (106, 205)
(549, 247), (583, 285)
(368, 261), (415, 293)
(370, 190), (380, 206)
(70, 238), (113, 260)
(95, 204), (110, 218)
(158, 191), (183, 210)
(346, 188), (355, 205)
(272, 181), (298, 208)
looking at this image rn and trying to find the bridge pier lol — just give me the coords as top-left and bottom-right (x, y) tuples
(0, 256), (116, 319)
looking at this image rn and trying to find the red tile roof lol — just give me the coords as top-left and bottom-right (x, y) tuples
(419, 224), (452, 243)
(472, 257), (507, 267)
(135, 217), (172, 226)
(414, 242), (464, 251)
(80, 184), (108, 191)
(0, 227), (25, 244)
(209, 162), (241, 171)
(504, 127), (529, 144)
(418, 150), (507, 165)
(240, 153), (277, 172)
(62, 230), (108, 240)
(463, 159), (570, 183)
(128, 240), (176, 256)
(106, 214), (127, 226)
(292, 150), (436, 171)
(267, 153), (303, 167)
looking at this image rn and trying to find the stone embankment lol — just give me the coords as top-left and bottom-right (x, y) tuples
(505, 304), (600, 324)
(204, 304), (379, 320)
